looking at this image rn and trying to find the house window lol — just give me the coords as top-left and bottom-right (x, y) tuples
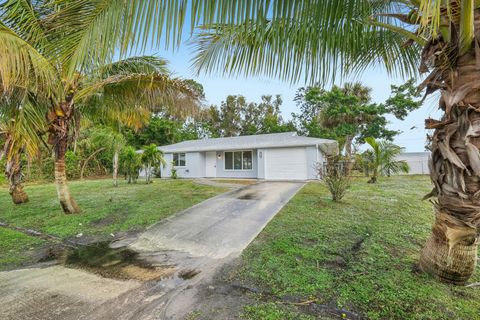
(225, 151), (252, 170)
(173, 153), (186, 166)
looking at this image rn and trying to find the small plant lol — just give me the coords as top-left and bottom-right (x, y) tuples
(120, 146), (142, 184)
(171, 162), (178, 179)
(364, 137), (409, 183)
(317, 155), (350, 202)
(141, 144), (166, 184)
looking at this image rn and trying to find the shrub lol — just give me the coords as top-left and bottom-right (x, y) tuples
(171, 163), (177, 179)
(317, 155), (350, 202)
(65, 150), (81, 179)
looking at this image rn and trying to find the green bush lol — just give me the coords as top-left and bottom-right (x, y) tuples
(65, 150), (81, 179)
(171, 165), (177, 179)
(317, 156), (350, 202)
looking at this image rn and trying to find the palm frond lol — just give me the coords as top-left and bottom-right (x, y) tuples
(77, 68), (201, 129)
(93, 56), (170, 79)
(191, 2), (421, 84)
(77, 73), (200, 108)
(49, 0), (187, 75)
(0, 22), (58, 93)
(0, 0), (50, 50)
(0, 92), (48, 160)
(459, 0), (475, 55)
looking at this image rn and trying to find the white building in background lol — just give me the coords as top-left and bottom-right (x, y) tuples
(395, 152), (430, 175)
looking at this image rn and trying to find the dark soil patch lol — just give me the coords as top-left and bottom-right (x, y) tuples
(91, 214), (120, 227)
(322, 255), (348, 270)
(60, 241), (176, 281)
(178, 268), (201, 280)
(350, 237), (365, 253)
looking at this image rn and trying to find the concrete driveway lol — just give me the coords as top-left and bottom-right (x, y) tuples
(131, 181), (305, 258)
(0, 181), (304, 320)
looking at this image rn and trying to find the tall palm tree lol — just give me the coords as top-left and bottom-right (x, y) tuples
(141, 144), (167, 184)
(189, 0), (480, 284)
(364, 137), (409, 183)
(0, 2), (200, 213)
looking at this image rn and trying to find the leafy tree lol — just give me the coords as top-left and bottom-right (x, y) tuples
(247, 95), (295, 134)
(364, 137), (409, 184)
(200, 94), (295, 137)
(87, 127), (126, 186)
(219, 95), (245, 137)
(141, 144), (166, 184)
(125, 116), (183, 148)
(187, 0), (480, 283)
(294, 82), (421, 159)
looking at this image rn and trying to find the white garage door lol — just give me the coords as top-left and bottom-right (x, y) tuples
(265, 147), (308, 180)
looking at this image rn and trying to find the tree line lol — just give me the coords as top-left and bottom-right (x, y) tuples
(125, 80), (421, 151)
(1, 80), (418, 209)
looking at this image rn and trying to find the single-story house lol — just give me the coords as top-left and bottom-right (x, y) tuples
(157, 132), (337, 180)
(395, 151), (431, 175)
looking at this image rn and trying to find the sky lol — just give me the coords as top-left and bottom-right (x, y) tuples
(146, 39), (441, 153)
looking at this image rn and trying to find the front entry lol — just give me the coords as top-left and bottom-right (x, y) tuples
(205, 151), (217, 177)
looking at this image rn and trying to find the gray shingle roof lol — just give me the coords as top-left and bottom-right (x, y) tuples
(158, 132), (337, 153)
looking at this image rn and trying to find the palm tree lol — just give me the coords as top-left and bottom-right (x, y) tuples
(0, 3), (200, 213)
(0, 92), (47, 204)
(188, 0), (480, 284)
(364, 137), (409, 183)
(141, 144), (167, 184)
(121, 146), (142, 184)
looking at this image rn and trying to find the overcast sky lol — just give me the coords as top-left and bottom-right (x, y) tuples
(145, 37), (441, 152)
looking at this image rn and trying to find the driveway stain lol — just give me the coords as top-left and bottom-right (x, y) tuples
(236, 191), (259, 200)
(61, 242), (176, 282)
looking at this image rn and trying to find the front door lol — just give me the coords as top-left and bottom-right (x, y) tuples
(205, 151), (217, 177)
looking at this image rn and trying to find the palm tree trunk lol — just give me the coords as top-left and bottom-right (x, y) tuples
(368, 167), (377, 184)
(344, 135), (354, 175)
(419, 47), (480, 284)
(48, 101), (80, 214)
(146, 163), (151, 184)
(113, 150), (119, 187)
(345, 135), (353, 158)
(5, 153), (28, 204)
(54, 137), (80, 214)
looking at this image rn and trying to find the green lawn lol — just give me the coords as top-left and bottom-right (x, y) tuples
(0, 178), (227, 270)
(236, 176), (480, 320)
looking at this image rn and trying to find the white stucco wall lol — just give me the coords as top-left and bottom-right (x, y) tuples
(306, 146), (320, 180)
(215, 150), (258, 178)
(257, 149), (266, 179)
(158, 145), (329, 180)
(395, 152), (430, 175)
(161, 152), (205, 178)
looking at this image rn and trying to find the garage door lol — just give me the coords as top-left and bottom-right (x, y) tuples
(265, 147), (308, 180)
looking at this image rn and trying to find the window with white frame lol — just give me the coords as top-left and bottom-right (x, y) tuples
(173, 153), (186, 166)
(224, 151), (252, 170)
